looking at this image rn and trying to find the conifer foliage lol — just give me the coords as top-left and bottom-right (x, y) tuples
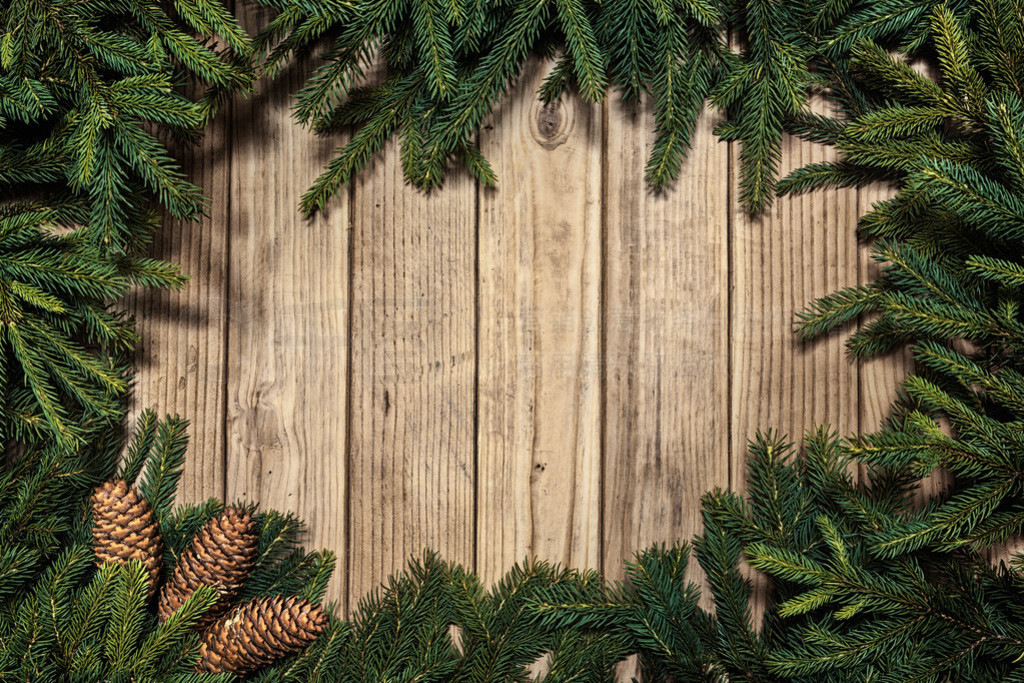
(0, 410), (342, 680)
(253, 0), (735, 214)
(252, 0), (971, 215)
(0, 203), (183, 445)
(782, 0), (1024, 561)
(7, 0), (1024, 681)
(0, 0), (252, 446)
(247, 0), (1024, 679)
(544, 0), (1024, 678)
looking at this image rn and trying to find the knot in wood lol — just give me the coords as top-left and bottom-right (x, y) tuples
(532, 100), (570, 150)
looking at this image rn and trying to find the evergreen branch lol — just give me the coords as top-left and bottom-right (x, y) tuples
(136, 416), (190, 522)
(103, 561), (149, 672)
(412, 0), (458, 99)
(554, 0), (606, 102)
(777, 160), (897, 195)
(118, 409), (159, 487)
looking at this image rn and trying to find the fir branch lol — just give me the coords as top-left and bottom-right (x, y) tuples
(136, 415), (190, 522)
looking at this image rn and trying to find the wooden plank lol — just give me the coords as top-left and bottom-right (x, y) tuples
(602, 98), (730, 588)
(476, 55), (602, 588)
(730, 99), (860, 622)
(346, 144), (477, 607)
(128, 107), (230, 505)
(225, 2), (349, 609)
(730, 102), (860, 466)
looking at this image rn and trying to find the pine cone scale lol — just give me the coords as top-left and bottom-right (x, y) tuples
(196, 595), (327, 675)
(157, 507), (258, 626)
(90, 479), (163, 597)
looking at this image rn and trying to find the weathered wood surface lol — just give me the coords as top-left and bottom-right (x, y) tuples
(224, 5), (351, 609)
(128, 91), (230, 505)
(130, 51), (911, 620)
(602, 95), (729, 594)
(348, 114), (477, 609)
(477, 56), (603, 589)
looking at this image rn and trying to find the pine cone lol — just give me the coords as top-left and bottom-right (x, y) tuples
(90, 479), (163, 596)
(196, 595), (327, 675)
(158, 507), (258, 626)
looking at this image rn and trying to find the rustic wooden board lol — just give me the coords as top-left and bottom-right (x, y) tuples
(127, 105), (230, 505)
(730, 106), (860, 469)
(123, 34), (929, 626)
(729, 99), (860, 622)
(225, 2), (350, 608)
(476, 56), (603, 587)
(346, 144), (477, 607)
(602, 98), (730, 586)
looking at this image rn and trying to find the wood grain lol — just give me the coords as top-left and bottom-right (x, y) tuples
(225, 2), (349, 609)
(729, 98), (860, 622)
(602, 98), (729, 588)
(138, 35), (924, 625)
(730, 100), (860, 470)
(476, 56), (603, 587)
(127, 105), (230, 505)
(346, 142), (477, 607)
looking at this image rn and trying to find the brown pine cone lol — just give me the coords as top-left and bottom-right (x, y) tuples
(196, 595), (328, 675)
(90, 479), (163, 597)
(157, 507), (258, 627)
